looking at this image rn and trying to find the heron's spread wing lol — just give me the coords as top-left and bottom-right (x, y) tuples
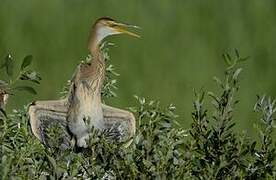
(102, 104), (136, 143)
(28, 97), (136, 148)
(28, 65), (80, 149)
(28, 99), (72, 148)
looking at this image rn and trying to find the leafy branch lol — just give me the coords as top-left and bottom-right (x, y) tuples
(0, 54), (41, 96)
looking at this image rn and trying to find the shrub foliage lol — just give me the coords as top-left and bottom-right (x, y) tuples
(0, 50), (275, 179)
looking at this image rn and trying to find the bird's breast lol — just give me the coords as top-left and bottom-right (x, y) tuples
(68, 80), (104, 130)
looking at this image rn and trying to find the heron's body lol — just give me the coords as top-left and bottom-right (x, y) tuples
(67, 54), (106, 147)
(28, 17), (138, 148)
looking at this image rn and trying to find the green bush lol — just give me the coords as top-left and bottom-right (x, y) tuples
(0, 50), (275, 179)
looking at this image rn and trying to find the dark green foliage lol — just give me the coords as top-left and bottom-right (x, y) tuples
(0, 54), (41, 96)
(0, 50), (276, 179)
(188, 51), (275, 179)
(189, 51), (250, 179)
(245, 95), (276, 179)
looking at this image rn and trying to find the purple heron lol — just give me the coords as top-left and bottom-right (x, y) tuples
(28, 17), (139, 148)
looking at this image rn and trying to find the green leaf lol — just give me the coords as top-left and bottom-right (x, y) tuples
(0, 108), (7, 118)
(19, 71), (42, 84)
(5, 54), (14, 77)
(46, 155), (57, 171)
(1, 155), (13, 180)
(13, 86), (37, 95)
(238, 56), (250, 62)
(233, 68), (243, 81)
(235, 49), (240, 58)
(21, 55), (33, 70)
(250, 141), (257, 153)
(222, 53), (232, 66)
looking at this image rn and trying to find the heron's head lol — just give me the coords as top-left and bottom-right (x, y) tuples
(89, 17), (140, 50)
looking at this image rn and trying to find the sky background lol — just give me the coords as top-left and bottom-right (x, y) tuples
(0, 0), (276, 137)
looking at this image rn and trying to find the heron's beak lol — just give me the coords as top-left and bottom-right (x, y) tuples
(112, 22), (141, 38)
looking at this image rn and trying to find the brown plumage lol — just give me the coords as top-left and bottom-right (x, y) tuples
(28, 17), (139, 148)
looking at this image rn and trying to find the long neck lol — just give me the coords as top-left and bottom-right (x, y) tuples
(88, 26), (106, 64)
(90, 46), (105, 84)
(86, 30), (106, 95)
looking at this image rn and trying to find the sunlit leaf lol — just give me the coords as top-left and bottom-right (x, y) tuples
(233, 68), (243, 81)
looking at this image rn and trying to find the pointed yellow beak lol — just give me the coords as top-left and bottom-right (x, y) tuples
(111, 22), (141, 38)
